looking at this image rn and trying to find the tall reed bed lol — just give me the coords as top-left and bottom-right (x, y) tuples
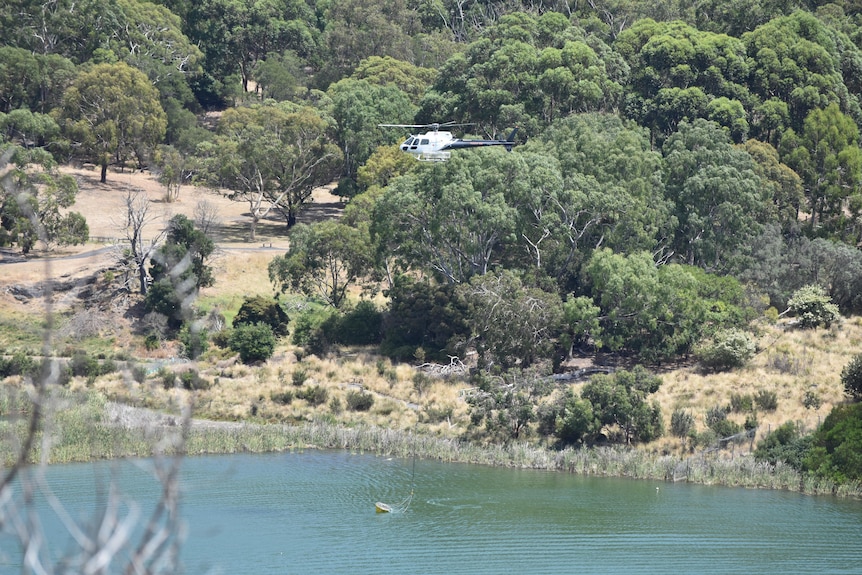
(2, 387), (859, 498)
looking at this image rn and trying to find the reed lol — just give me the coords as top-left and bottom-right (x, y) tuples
(2, 387), (860, 498)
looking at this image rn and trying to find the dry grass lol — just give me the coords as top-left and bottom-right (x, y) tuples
(653, 318), (858, 453)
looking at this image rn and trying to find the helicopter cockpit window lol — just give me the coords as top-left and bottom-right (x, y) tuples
(403, 137), (414, 146)
(420, 139), (429, 145)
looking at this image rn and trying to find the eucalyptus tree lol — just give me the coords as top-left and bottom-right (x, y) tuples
(778, 103), (862, 239)
(370, 149), (522, 284)
(417, 12), (626, 137)
(326, 78), (415, 196)
(613, 18), (753, 141)
(583, 248), (748, 362)
(196, 102), (341, 240)
(0, 146), (87, 254)
(268, 221), (374, 308)
(320, 0), (423, 83)
(739, 139), (804, 232)
(180, 0), (320, 98)
(456, 270), (563, 370)
(581, 366), (664, 444)
(55, 62), (167, 182)
(662, 119), (766, 271)
(742, 11), (862, 137)
(351, 56), (438, 105)
(521, 113), (674, 282)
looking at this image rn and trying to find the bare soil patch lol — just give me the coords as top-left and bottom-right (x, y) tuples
(0, 166), (344, 289)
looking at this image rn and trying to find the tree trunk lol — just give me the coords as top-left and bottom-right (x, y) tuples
(138, 262), (148, 295)
(249, 216), (257, 242)
(100, 162), (108, 183)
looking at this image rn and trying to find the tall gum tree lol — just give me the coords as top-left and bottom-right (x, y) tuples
(197, 102), (341, 240)
(55, 62), (166, 182)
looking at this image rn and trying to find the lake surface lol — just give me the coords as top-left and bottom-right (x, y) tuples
(2, 450), (861, 574)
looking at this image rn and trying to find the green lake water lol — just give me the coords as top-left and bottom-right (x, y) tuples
(2, 450), (861, 574)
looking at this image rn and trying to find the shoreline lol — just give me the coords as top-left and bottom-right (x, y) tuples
(38, 399), (862, 498)
(3, 390), (860, 498)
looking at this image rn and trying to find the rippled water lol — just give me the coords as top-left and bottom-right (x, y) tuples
(2, 451), (861, 574)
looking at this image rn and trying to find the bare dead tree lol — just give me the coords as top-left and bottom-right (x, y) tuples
(115, 189), (168, 295)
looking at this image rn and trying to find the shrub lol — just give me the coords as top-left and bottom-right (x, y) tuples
(0, 352), (36, 378)
(179, 370), (210, 390)
(840, 353), (862, 400)
(754, 389), (778, 411)
(729, 393), (754, 413)
(333, 301), (382, 345)
(803, 402), (862, 482)
(144, 334), (161, 351)
(229, 322), (276, 364)
(131, 365), (148, 384)
(802, 390), (822, 410)
(233, 295), (290, 336)
(787, 285), (840, 329)
(297, 385), (328, 406)
(70, 351), (99, 378)
(159, 367), (177, 389)
(755, 421), (810, 469)
(345, 389), (375, 411)
(695, 329), (756, 372)
(670, 409), (694, 439)
(271, 390), (294, 405)
(291, 366), (309, 386)
(179, 323), (209, 359)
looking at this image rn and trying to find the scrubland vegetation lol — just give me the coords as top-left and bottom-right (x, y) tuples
(3, 0), (862, 506)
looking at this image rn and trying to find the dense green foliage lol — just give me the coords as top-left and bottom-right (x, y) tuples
(233, 295), (291, 337)
(841, 353), (862, 400)
(229, 322), (277, 364)
(803, 403), (862, 483)
(695, 328), (757, 372)
(145, 214), (214, 329)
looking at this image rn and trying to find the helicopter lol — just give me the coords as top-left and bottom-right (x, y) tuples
(378, 122), (518, 162)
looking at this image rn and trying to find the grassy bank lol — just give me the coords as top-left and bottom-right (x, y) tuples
(2, 387), (859, 498)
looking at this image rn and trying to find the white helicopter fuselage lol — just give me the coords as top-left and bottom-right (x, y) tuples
(399, 131), (455, 162)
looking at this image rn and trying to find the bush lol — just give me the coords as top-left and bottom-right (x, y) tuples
(229, 322), (276, 364)
(179, 323), (209, 359)
(333, 301), (382, 345)
(840, 353), (862, 400)
(803, 402), (862, 482)
(345, 389), (375, 411)
(695, 329), (756, 372)
(729, 393), (754, 413)
(0, 352), (36, 378)
(755, 421), (810, 469)
(233, 295), (290, 336)
(297, 385), (328, 406)
(144, 334), (161, 351)
(132, 365), (148, 384)
(754, 389), (778, 411)
(802, 390), (822, 410)
(291, 366), (309, 386)
(787, 285), (840, 329)
(271, 390), (294, 405)
(703, 404), (742, 439)
(670, 409), (694, 439)
(179, 370), (210, 390)
(70, 351), (100, 378)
